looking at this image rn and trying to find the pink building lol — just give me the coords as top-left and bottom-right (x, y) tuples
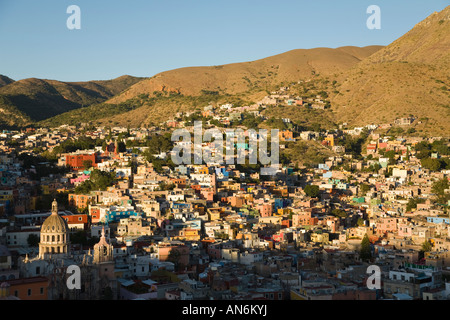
(397, 222), (413, 237)
(256, 203), (273, 217)
(200, 189), (214, 201)
(376, 217), (397, 235)
(70, 174), (90, 185)
(292, 210), (318, 227)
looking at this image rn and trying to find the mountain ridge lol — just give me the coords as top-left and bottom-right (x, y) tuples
(106, 45), (383, 104)
(0, 75), (145, 126)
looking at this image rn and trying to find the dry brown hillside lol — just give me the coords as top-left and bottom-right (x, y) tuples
(107, 46), (383, 104)
(331, 5), (450, 136)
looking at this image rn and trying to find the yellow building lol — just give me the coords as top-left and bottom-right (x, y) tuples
(175, 228), (200, 241)
(207, 208), (222, 221)
(310, 231), (329, 244)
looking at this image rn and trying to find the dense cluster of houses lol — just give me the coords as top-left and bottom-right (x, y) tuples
(0, 91), (449, 300)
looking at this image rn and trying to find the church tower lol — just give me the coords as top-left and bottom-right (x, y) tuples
(93, 227), (113, 264)
(92, 227), (117, 298)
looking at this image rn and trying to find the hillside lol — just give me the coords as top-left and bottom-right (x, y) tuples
(0, 75), (14, 88)
(21, 7), (450, 135)
(0, 75), (144, 126)
(330, 5), (450, 136)
(107, 46), (383, 104)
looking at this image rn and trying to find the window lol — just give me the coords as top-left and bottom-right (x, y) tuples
(28, 288), (32, 296)
(40, 287), (44, 295)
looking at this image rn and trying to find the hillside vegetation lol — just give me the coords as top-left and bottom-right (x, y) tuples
(0, 75), (144, 126)
(106, 46), (383, 104)
(330, 6), (450, 136)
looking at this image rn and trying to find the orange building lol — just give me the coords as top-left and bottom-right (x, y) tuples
(171, 178), (187, 188)
(279, 130), (294, 141)
(6, 276), (49, 300)
(196, 166), (209, 174)
(228, 196), (245, 208)
(68, 193), (95, 209)
(292, 211), (318, 227)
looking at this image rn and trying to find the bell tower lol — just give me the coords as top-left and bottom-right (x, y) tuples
(52, 199), (58, 215)
(93, 227), (113, 264)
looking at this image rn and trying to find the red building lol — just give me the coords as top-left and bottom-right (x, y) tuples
(65, 153), (97, 171)
(89, 206), (102, 224)
(62, 213), (89, 229)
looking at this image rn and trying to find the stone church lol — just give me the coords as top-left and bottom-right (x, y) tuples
(19, 199), (118, 299)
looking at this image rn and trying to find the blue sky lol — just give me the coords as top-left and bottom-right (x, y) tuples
(0, 0), (448, 82)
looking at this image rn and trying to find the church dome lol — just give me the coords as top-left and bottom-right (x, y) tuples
(38, 199), (70, 259)
(41, 199), (68, 233)
(42, 213), (68, 233)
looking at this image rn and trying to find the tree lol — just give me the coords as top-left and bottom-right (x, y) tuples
(415, 141), (431, 153)
(27, 234), (39, 247)
(432, 140), (449, 155)
(117, 141), (126, 153)
(359, 234), (372, 262)
(82, 159), (93, 171)
(431, 178), (450, 204)
(406, 197), (425, 212)
(146, 134), (173, 155)
(75, 169), (116, 194)
(331, 209), (347, 218)
(167, 248), (181, 270)
(384, 150), (396, 165)
(360, 183), (371, 196)
(421, 240), (432, 253)
(304, 185), (320, 198)
(357, 218), (366, 227)
(421, 158), (442, 171)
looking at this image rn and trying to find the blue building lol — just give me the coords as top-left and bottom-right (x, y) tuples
(105, 209), (144, 223)
(426, 217), (450, 224)
(274, 198), (291, 211)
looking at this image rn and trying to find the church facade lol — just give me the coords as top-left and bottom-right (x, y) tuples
(19, 200), (118, 300)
